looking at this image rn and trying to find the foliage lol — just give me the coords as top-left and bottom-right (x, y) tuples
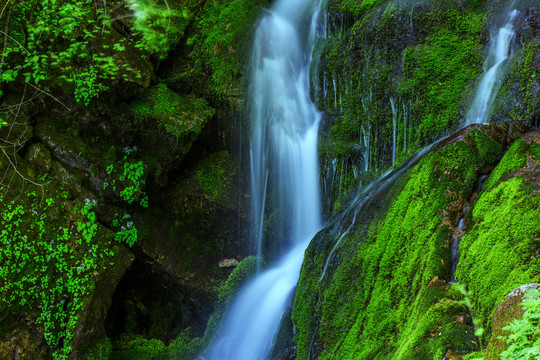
(500, 289), (540, 360)
(0, 0), (139, 105)
(126, 0), (182, 58)
(110, 336), (166, 360)
(103, 148), (148, 207)
(0, 188), (116, 360)
(83, 337), (113, 360)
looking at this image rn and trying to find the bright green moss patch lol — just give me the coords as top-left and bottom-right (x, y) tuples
(110, 337), (166, 360)
(400, 11), (486, 137)
(131, 84), (215, 138)
(482, 140), (528, 191)
(463, 350), (485, 359)
(455, 176), (540, 337)
(217, 256), (258, 302)
(294, 134), (500, 359)
(340, 0), (386, 18)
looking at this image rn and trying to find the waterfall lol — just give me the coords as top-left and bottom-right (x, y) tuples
(207, 0), (324, 358)
(465, 9), (519, 126)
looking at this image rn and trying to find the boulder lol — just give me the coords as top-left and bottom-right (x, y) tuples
(485, 283), (540, 360)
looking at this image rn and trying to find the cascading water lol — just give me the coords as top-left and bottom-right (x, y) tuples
(207, 0), (324, 359)
(465, 8), (519, 126)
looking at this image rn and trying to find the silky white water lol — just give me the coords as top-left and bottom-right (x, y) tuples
(207, 0), (323, 358)
(465, 9), (519, 125)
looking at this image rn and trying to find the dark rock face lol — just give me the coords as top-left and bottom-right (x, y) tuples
(0, 0), (258, 357)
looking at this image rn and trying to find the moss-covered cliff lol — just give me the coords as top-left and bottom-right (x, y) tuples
(291, 0), (540, 358)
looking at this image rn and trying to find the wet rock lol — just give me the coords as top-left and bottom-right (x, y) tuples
(219, 258), (239, 268)
(25, 143), (52, 173)
(0, 323), (50, 360)
(34, 117), (90, 173)
(485, 283), (540, 360)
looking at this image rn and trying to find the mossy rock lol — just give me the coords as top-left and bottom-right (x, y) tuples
(0, 176), (135, 359)
(485, 283), (540, 360)
(292, 123), (528, 359)
(455, 130), (540, 345)
(130, 84), (215, 167)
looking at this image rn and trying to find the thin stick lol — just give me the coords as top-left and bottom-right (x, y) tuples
(26, 82), (71, 111)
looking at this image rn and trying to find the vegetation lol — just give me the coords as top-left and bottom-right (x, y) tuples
(0, 0), (539, 359)
(294, 129), (505, 359)
(0, 186), (117, 359)
(500, 288), (540, 360)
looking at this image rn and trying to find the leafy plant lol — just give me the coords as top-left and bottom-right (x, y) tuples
(500, 288), (540, 360)
(103, 148), (148, 207)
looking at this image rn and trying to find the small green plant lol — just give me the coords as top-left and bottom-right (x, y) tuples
(103, 147), (148, 207)
(112, 213), (138, 248)
(0, 0), (143, 105)
(0, 189), (115, 360)
(500, 288), (540, 360)
(453, 283), (485, 348)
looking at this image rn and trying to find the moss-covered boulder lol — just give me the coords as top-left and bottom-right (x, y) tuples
(455, 130), (540, 349)
(292, 123), (531, 359)
(0, 176), (135, 359)
(484, 283), (540, 360)
(130, 84), (215, 168)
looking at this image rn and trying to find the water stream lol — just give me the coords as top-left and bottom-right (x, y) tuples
(465, 9), (519, 126)
(206, 0), (324, 358)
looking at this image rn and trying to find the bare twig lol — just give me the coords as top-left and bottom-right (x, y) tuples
(0, 29), (29, 55)
(0, 145), (50, 188)
(26, 82), (71, 111)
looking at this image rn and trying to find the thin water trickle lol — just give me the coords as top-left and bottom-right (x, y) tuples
(465, 9), (519, 126)
(206, 0), (324, 358)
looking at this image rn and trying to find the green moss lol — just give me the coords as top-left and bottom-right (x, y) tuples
(294, 135), (498, 359)
(174, 0), (269, 97)
(464, 351), (485, 360)
(529, 143), (540, 162)
(455, 176), (540, 338)
(110, 337), (166, 360)
(318, 4), (487, 185)
(482, 140), (528, 191)
(217, 256), (259, 302)
(83, 337), (113, 360)
(131, 83), (215, 139)
(400, 11), (486, 137)
(194, 151), (233, 202)
(507, 40), (540, 124)
(340, 0), (386, 18)
(467, 129), (503, 168)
